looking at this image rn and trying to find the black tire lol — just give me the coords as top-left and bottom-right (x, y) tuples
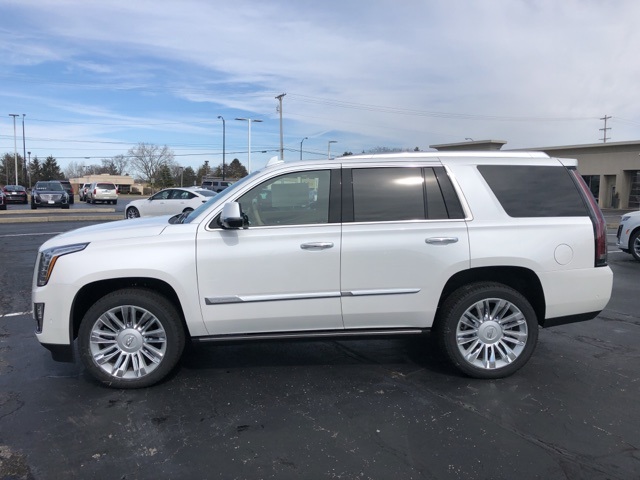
(630, 230), (640, 262)
(126, 207), (140, 219)
(62, 204), (70, 209)
(78, 288), (186, 389)
(0, 204), (6, 211)
(31, 203), (37, 210)
(435, 282), (538, 379)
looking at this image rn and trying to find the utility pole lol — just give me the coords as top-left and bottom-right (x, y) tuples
(600, 115), (611, 143)
(9, 114), (19, 185)
(276, 93), (286, 160)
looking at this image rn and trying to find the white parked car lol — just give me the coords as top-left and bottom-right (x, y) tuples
(32, 152), (613, 388)
(125, 187), (217, 219)
(616, 210), (640, 261)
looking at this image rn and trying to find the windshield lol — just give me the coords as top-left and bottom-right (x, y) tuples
(183, 170), (261, 224)
(35, 182), (63, 191)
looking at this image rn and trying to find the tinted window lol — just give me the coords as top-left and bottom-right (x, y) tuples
(351, 168), (424, 222)
(96, 183), (116, 189)
(237, 170), (331, 226)
(478, 165), (587, 217)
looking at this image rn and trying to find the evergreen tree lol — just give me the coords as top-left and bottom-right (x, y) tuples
(41, 156), (63, 180)
(224, 159), (248, 179)
(182, 166), (197, 187)
(156, 164), (175, 189)
(30, 156), (42, 184)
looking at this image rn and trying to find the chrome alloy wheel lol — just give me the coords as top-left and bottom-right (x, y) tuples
(126, 207), (140, 218)
(89, 305), (167, 379)
(455, 298), (528, 370)
(632, 232), (640, 261)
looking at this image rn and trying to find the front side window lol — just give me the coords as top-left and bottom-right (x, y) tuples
(237, 170), (331, 226)
(152, 190), (172, 201)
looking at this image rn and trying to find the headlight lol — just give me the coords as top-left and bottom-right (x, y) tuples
(37, 243), (89, 286)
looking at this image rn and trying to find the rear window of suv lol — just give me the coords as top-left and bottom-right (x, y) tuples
(97, 183), (116, 189)
(478, 165), (587, 217)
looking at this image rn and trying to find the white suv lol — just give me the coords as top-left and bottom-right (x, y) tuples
(616, 211), (640, 261)
(85, 182), (118, 205)
(32, 152), (613, 388)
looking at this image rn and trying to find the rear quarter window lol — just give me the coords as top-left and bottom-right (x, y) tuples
(478, 165), (587, 217)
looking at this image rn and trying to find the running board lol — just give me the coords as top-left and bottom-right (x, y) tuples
(192, 328), (426, 344)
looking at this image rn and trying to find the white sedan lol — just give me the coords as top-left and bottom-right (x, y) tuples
(124, 187), (217, 219)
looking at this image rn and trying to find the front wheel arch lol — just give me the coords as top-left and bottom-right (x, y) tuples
(77, 288), (186, 388)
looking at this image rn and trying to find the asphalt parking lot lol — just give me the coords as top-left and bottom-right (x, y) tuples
(0, 213), (638, 479)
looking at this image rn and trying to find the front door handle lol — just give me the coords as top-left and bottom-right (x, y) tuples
(301, 242), (334, 250)
(425, 237), (458, 245)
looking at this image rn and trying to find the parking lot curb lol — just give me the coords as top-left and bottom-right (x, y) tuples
(0, 215), (121, 224)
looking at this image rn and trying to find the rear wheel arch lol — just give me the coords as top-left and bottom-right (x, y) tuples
(436, 266), (545, 326)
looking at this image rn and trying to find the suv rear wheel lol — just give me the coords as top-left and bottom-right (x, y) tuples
(436, 282), (538, 379)
(78, 288), (185, 388)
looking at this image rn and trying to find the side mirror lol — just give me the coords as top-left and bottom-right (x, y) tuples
(221, 202), (245, 229)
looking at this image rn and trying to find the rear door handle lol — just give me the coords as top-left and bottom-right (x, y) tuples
(301, 242), (334, 250)
(425, 237), (458, 245)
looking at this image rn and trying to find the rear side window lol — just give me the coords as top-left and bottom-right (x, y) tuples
(346, 167), (465, 222)
(478, 165), (588, 217)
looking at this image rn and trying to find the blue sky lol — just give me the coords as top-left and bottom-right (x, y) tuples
(1, 0), (639, 175)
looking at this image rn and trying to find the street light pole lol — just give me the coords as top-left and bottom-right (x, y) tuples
(328, 140), (337, 160)
(300, 137), (308, 161)
(235, 117), (262, 173)
(9, 114), (19, 185)
(27, 151), (31, 188)
(217, 116), (226, 181)
(22, 114), (27, 185)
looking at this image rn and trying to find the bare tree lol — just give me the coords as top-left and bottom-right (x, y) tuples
(64, 161), (87, 179)
(111, 154), (129, 175)
(127, 143), (175, 183)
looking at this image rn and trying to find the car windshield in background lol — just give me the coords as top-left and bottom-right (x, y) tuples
(35, 182), (63, 191)
(5, 185), (26, 192)
(192, 189), (217, 197)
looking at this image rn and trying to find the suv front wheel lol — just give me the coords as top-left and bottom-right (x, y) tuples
(78, 288), (186, 388)
(436, 282), (538, 379)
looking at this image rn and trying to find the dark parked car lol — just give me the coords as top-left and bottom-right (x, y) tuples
(59, 180), (74, 204)
(0, 190), (6, 210)
(31, 181), (70, 209)
(2, 185), (28, 204)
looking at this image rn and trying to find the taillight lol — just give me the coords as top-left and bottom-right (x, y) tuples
(571, 170), (607, 267)
(93, 188), (97, 194)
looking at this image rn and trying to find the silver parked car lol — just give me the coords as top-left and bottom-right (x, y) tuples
(86, 182), (118, 205)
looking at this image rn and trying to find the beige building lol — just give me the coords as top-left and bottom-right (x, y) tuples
(71, 174), (135, 194)
(430, 139), (640, 209)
